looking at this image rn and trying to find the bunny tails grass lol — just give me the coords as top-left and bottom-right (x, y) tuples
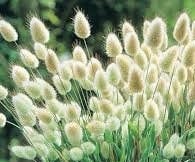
(0, 10), (195, 162)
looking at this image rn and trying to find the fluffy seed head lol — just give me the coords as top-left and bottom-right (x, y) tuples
(182, 41), (195, 67)
(133, 93), (146, 112)
(89, 96), (100, 112)
(94, 69), (109, 91)
(186, 139), (195, 150)
(41, 82), (56, 100)
(0, 85), (8, 100)
(74, 11), (90, 39)
(0, 113), (6, 127)
(106, 63), (121, 86)
(144, 99), (159, 121)
(187, 82), (195, 103)
(141, 43), (152, 60)
(173, 13), (190, 43)
(175, 63), (187, 83)
(174, 144), (185, 158)
(46, 99), (63, 114)
(30, 17), (49, 43)
(99, 99), (113, 115)
(87, 58), (102, 81)
(0, 20), (18, 42)
(34, 42), (47, 60)
(124, 32), (140, 56)
(132, 114), (146, 133)
(45, 49), (59, 74)
(73, 45), (87, 64)
(20, 49), (39, 68)
(122, 21), (135, 38)
(11, 146), (36, 160)
(69, 147), (83, 161)
(134, 50), (148, 69)
(64, 102), (81, 122)
(81, 142), (96, 155)
(86, 120), (105, 135)
(147, 64), (158, 84)
(73, 61), (87, 80)
(24, 81), (41, 99)
(192, 21), (195, 40)
(106, 116), (120, 131)
(143, 20), (150, 41)
(163, 143), (175, 159)
(64, 122), (83, 146)
(100, 141), (110, 159)
(35, 108), (53, 123)
(128, 66), (144, 93)
(59, 61), (73, 80)
(145, 17), (165, 49)
(106, 33), (122, 57)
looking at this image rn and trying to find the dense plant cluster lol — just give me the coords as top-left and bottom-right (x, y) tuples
(0, 9), (195, 162)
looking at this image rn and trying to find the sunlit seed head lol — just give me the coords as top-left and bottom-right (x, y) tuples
(0, 85), (8, 100)
(182, 41), (195, 67)
(34, 42), (47, 60)
(86, 120), (105, 135)
(24, 81), (41, 99)
(73, 45), (87, 64)
(157, 74), (169, 95)
(143, 20), (150, 41)
(133, 93), (146, 112)
(64, 122), (83, 146)
(106, 116), (120, 132)
(161, 32), (168, 50)
(173, 13), (190, 43)
(94, 69), (109, 91)
(11, 146), (36, 160)
(0, 113), (6, 127)
(35, 108), (53, 124)
(0, 20), (18, 42)
(163, 143), (175, 159)
(73, 61), (87, 80)
(106, 33), (122, 57)
(124, 32), (140, 56)
(81, 141), (96, 155)
(30, 17), (49, 43)
(145, 17), (165, 49)
(45, 49), (59, 74)
(89, 96), (100, 112)
(41, 82), (56, 100)
(134, 50), (148, 69)
(128, 66), (144, 93)
(122, 21), (135, 38)
(181, 28), (191, 45)
(20, 49), (39, 69)
(144, 99), (159, 121)
(100, 141), (110, 159)
(106, 63), (121, 86)
(147, 64), (158, 84)
(141, 43), (152, 60)
(69, 147), (83, 161)
(192, 21), (195, 40)
(175, 63), (187, 83)
(59, 61), (73, 80)
(99, 99), (113, 115)
(46, 99), (63, 114)
(64, 102), (81, 122)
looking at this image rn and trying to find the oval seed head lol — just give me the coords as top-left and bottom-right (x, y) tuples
(116, 54), (133, 82)
(11, 146), (36, 160)
(174, 144), (185, 158)
(160, 46), (178, 73)
(74, 11), (90, 39)
(182, 41), (195, 67)
(69, 147), (83, 161)
(186, 138), (195, 150)
(52, 75), (71, 95)
(106, 116), (120, 132)
(145, 17), (165, 49)
(141, 43), (152, 60)
(41, 82), (56, 100)
(0, 113), (6, 127)
(73, 61), (87, 80)
(157, 74), (169, 95)
(134, 50), (148, 69)
(0, 20), (18, 42)
(143, 20), (150, 41)
(124, 32), (140, 56)
(45, 49), (59, 74)
(59, 61), (73, 80)
(35, 108), (53, 124)
(20, 49), (39, 68)
(0, 85), (8, 100)
(100, 141), (110, 159)
(24, 81), (41, 99)
(64, 102), (81, 122)
(144, 99), (159, 121)
(128, 66), (144, 93)
(175, 63), (187, 83)
(81, 142), (96, 155)
(133, 93), (146, 112)
(173, 13), (190, 43)
(34, 42), (47, 60)
(79, 78), (94, 90)
(94, 69), (109, 91)
(187, 82), (195, 103)
(30, 17), (49, 43)
(122, 21), (135, 38)
(163, 143), (175, 159)
(87, 57), (102, 81)
(106, 33), (122, 57)
(46, 99), (63, 114)
(64, 122), (83, 146)
(12, 65), (29, 86)
(106, 63), (121, 86)
(73, 45), (87, 64)
(86, 120), (105, 136)
(89, 96), (100, 112)
(147, 64), (158, 84)
(99, 99), (113, 115)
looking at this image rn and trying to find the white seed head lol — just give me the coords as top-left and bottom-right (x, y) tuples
(147, 64), (158, 84)
(94, 69), (109, 91)
(192, 21), (195, 40)
(74, 11), (90, 39)
(106, 116), (120, 132)
(0, 20), (18, 42)
(46, 99), (64, 114)
(73, 45), (87, 64)
(34, 143), (49, 157)
(187, 82), (195, 103)
(11, 146), (36, 160)
(34, 42), (47, 60)
(64, 102), (81, 122)
(24, 81), (41, 99)
(143, 20), (151, 41)
(30, 17), (49, 43)
(45, 49), (60, 74)
(154, 120), (163, 137)
(124, 32), (140, 56)
(0, 85), (8, 100)
(145, 17), (165, 49)
(106, 33), (122, 57)
(186, 138), (195, 150)
(182, 41), (195, 67)
(81, 142), (96, 155)
(35, 108), (53, 123)
(86, 120), (105, 135)
(0, 113), (6, 127)
(73, 61), (87, 80)
(106, 63), (121, 86)
(41, 82), (56, 100)
(133, 93), (146, 112)
(134, 50), (148, 69)
(100, 141), (110, 159)
(141, 43), (152, 60)
(69, 147), (83, 161)
(79, 78), (94, 90)
(174, 144), (185, 158)
(173, 13), (190, 43)
(163, 143), (175, 159)
(144, 99), (159, 121)
(99, 99), (113, 115)
(59, 61), (73, 80)
(89, 96), (100, 112)
(175, 63), (187, 83)
(64, 122), (83, 146)
(122, 21), (135, 38)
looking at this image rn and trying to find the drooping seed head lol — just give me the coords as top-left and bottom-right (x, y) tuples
(106, 63), (121, 86)
(144, 99), (159, 121)
(182, 41), (195, 67)
(0, 113), (6, 127)
(74, 11), (90, 39)
(106, 33), (122, 57)
(173, 13), (190, 43)
(0, 85), (8, 100)
(73, 45), (87, 64)
(30, 17), (49, 43)
(34, 42), (47, 60)
(0, 20), (18, 42)
(45, 49), (60, 74)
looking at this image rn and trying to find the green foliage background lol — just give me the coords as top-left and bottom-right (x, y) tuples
(0, 0), (194, 161)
